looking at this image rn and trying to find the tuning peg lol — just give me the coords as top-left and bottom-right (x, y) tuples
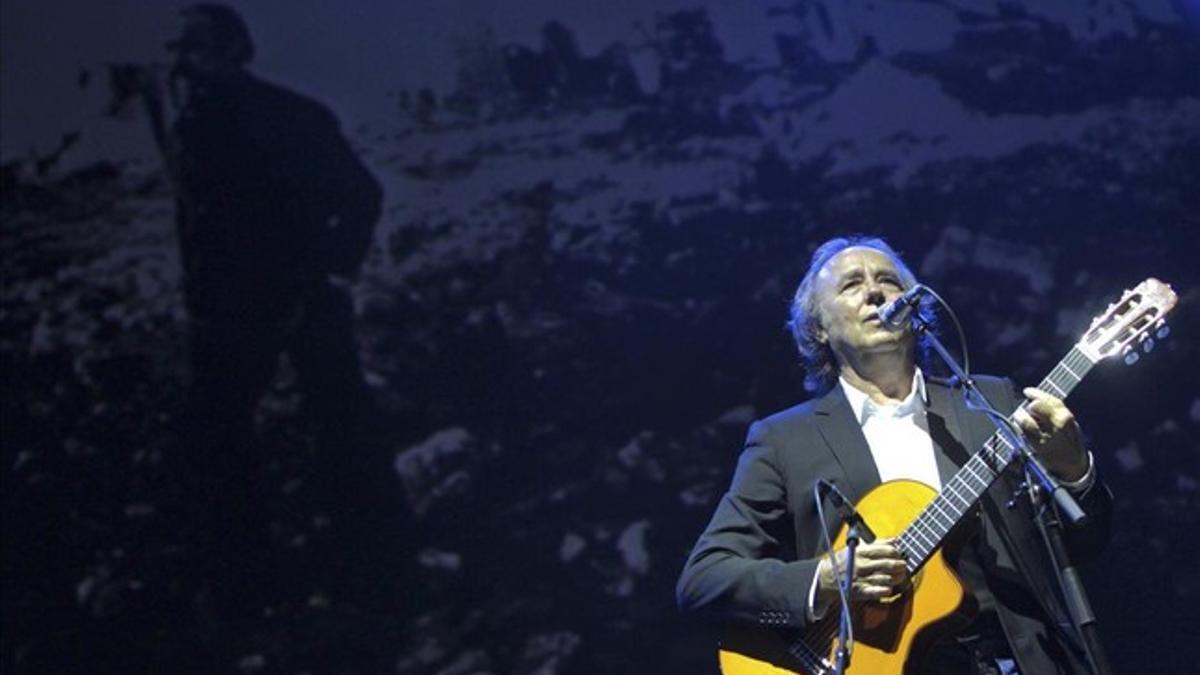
(1155, 320), (1170, 339)
(1122, 345), (1140, 365)
(1140, 334), (1156, 353)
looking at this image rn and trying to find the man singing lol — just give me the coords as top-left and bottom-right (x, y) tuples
(677, 235), (1110, 674)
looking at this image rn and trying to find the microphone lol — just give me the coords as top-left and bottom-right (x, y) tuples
(877, 284), (928, 330)
(817, 479), (876, 543)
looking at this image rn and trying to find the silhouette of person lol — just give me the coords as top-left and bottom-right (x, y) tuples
(153, 4), (384, 614)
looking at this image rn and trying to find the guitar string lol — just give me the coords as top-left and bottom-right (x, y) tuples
(786, 449), (1013, 670)
(898, 347), (1091, 564)
(795, 422), (1035, 665)
(784, 347), (1096, 670)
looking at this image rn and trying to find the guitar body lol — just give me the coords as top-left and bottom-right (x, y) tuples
(718, 480), (971, 675)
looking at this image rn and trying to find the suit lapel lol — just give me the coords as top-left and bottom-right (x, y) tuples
(925, 380), (972, 481)
(812, 386), (881, 502)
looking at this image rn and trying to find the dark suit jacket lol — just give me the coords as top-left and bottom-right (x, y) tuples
(676, 375), (1111, 674)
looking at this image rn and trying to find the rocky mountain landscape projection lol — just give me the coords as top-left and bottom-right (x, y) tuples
(3, 2), (1199, 673)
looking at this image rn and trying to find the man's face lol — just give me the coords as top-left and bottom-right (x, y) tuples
(811, 246), (915, 364)
(167, 15), (234, 82)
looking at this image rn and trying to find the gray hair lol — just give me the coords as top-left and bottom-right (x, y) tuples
(787, 235), (937, 394)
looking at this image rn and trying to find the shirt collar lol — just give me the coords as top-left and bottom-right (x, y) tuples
(839, 368), (928, 425)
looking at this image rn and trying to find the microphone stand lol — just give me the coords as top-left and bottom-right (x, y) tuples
(835, 522), (861, 675)
(817, 480), (875, 675)
(1027, 469), (1112, 675)
(909, 313), (1112, 674)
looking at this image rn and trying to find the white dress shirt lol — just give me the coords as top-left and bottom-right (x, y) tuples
(806, 369), (1094, 619)
(839, 369), (941, 491)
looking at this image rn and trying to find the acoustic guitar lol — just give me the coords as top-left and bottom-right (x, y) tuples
(718, 278), (1178, 675)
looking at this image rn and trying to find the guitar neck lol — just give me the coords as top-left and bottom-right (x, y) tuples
(896, 346), (1096, 572)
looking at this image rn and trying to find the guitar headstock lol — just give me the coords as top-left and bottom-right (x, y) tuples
(1077, 278), (1178, 364)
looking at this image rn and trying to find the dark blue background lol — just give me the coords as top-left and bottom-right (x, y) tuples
(3, 2), (1198, 673)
